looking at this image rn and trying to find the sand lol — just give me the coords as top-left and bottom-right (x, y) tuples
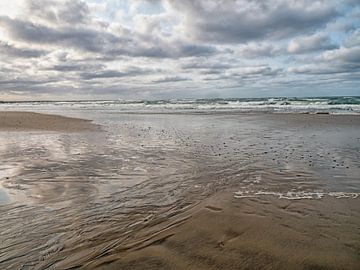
(0, 111), (359, 269)
(0, 111), (99, 132)
(90, 190), (360, 270)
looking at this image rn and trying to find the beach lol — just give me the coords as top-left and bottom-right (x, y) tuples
(0, 109), (359, 269)
(0, 111), (100, 132)
(1, 0), (359, 268)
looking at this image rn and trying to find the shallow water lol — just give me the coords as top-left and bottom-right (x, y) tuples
(0, 109), (359, 269)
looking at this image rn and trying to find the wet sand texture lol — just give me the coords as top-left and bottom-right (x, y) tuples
(0, 111), (99, 132)
(0, 112), (359, 269)
(95, 192), (360, 270)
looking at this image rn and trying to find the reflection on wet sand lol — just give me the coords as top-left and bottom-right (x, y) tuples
(0, 112), (359, 269)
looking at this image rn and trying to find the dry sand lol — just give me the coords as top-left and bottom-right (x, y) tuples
(0, 111), (99, 132)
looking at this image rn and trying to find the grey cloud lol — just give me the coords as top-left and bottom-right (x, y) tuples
(328, 20), (357, 33)
(167, 0), (338, 43)
(181, 62), (232, 70)
(49, 63), (104, 72)
(0, 16), (216, 59)
(285, 30), (360, 77)
(289, 45), (360, 75)
(287, 33), (337, 54)
(26, 0), (90, 26)
(0, 78), (59, 88)
(152, 76), (191, 83)
(289, 65), (349, 75)
(181, 60), (232, 76)
(343, 30), (360, 48)
(0, 0), (358, 99)
(227, 66), (283, 77)
(0, 41), (47, 58)
(199, 70), (223, 75)
(80, 67), (152, 80)
(238, 43), (281, 58)
(80, 70), (129, 80)
(203, 76), (227, 81)
(322, 46), (360, 64)
(112, 42), (216, 58)
(343, 0), (360, 6)
(176, 44), (216, 57)
(201, 66), (283, 82)
(0, 16), (120, 53)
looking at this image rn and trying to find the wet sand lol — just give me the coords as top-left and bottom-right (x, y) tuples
(95, 191), (360, 270)
(0, 111), (99, 131)
(0, 112), (359, 269)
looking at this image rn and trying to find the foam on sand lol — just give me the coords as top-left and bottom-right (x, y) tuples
(234, 190), (359, 200)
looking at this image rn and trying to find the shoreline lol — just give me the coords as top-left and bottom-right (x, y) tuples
(0, 111), (100, 132)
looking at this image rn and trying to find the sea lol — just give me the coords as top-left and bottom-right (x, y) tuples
(1, 96), (360, 114)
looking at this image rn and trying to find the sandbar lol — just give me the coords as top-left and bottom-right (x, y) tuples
(0, 111), (99, 132)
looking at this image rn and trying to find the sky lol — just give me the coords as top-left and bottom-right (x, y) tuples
(0, 0), (359, 100)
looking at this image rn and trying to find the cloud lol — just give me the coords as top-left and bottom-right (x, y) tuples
(0, 0), (358, 99)
(322, 46), (360, 65)
(48, 63), (104, 72)
(0, 16), (120, 53)
(0, 41), (47, 58)
(289, 42), (360, 75)
(289, 65), (347, 75)
(181, 62), (232, 70)
(287, 33), (337, 54)
(152, 76), (190, 83)
(227, 66), (283, 77)
(237, 43), (281, 58)
(0, 15), (216, 59)
(166, 0), (338, 43)
(343, 30), (360, 48)
(25, 0), (90, 26)
(80, 70), (130, 80)
(80, 67), (154, 80)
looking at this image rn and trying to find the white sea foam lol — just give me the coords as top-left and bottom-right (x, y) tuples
(234, 190), (360, 200)
(234, 190), (256, 198)
(328, 192), (359, 199)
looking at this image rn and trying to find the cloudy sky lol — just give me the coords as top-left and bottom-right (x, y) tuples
(0, 0), (359, 100)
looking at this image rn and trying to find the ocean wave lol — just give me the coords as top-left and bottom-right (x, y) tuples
(1, 97), (360, 114)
